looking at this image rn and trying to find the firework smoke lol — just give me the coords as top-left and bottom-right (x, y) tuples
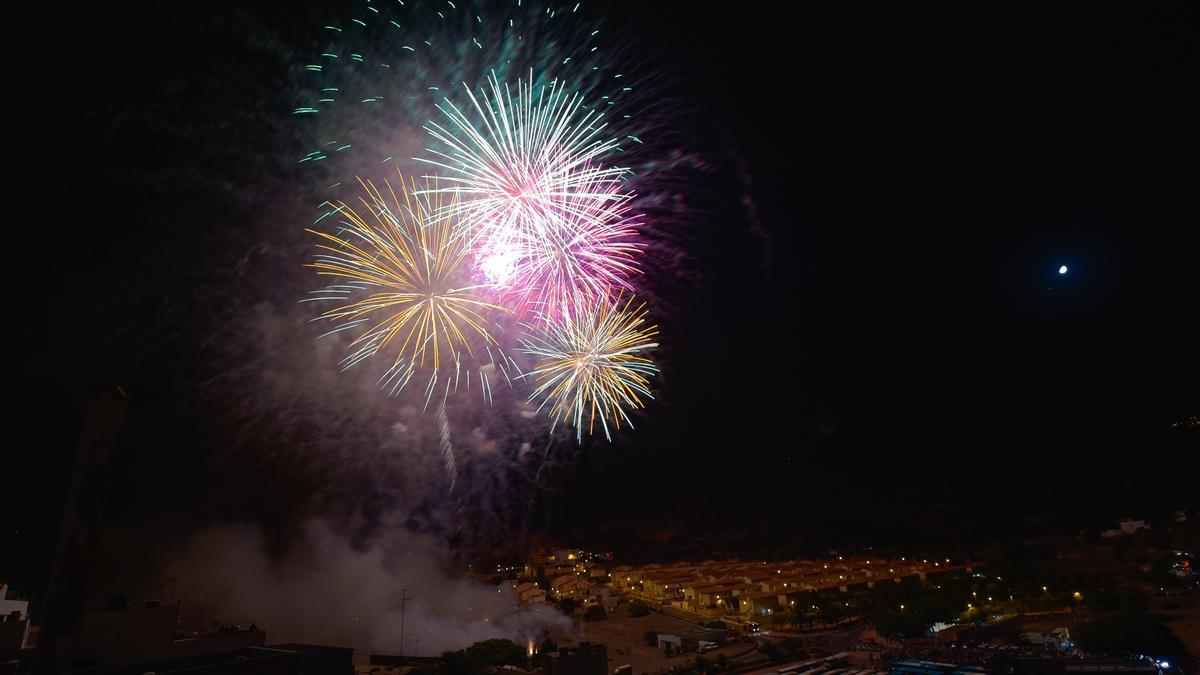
(169, 519), (570, 656)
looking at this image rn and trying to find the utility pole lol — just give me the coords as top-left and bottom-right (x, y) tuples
(399, 588), (412, 658)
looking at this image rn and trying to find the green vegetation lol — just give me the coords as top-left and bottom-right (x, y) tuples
(671, 650), (769, 674)
(1077, 616), (1188, 666)
(665, 655), (734, 675)
(771, 569), (1091, 637)
(761, 637), (805, 663)
(410, 639), (528, 675)
(463, 639), (527, 667)
(1088, 586), (1149, 614)
(628, 599), (650, 617)
(583, 605), (607, 621)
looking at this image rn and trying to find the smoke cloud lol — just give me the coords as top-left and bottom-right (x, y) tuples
(169, 519), (569, 656)
(94, 1), (736, 658)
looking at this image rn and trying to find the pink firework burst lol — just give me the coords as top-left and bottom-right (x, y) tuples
(417, 71), (630, 253)
(479, 170), (643, 316)
(417, 71), (643, 316)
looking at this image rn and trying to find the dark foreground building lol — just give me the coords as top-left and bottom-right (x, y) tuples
(57, 643), (352, 675)
(544, 642), (607, 675)
(12, 600), (353, 675)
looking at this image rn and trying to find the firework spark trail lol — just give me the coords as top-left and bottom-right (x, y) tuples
(519, 294), (659, 442)
(292, 0), (703, 318)
(418, 72), (630, 250)
(85, 0), (715, 583)
(436, 399), (457, 492)
(292, 0), (652, 188)
(294, 2), (676, 504)
(521, 437), (558, 531)
(305, 170), (507, 402)
(481, 169), (643, 316)
(413, 71), (649, 319)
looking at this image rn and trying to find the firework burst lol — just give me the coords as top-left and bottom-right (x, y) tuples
(292, 0), (651, 190)
(418, 72), (631, 249)
(519, 295), (659, 442)
(482, 169), (643, 316)
(305, 171), (513, 407)
(294, 1), (677, 464)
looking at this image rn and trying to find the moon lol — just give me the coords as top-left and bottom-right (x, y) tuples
(1058, 265), (1068, 275)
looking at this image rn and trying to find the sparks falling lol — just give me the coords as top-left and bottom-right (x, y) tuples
(418, 72), (632, 252)
(305, 172), (510, 406)
(519, 294), (659, 442)
(296, 1), (670, 442)
(483, 169), (643, 316)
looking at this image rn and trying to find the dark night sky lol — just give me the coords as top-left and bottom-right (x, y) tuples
(7, 3), (1198, 591)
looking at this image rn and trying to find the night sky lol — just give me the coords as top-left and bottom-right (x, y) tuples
(8, 2), (1198, 595)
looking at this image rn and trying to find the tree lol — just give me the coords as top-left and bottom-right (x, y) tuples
(465, 638), (526, 667)
(1077, 616), (1187, 666)
(1116, 587), (1149, 614)
(442, 650), (480, 675)
(874, 610), (929, 639)
(559, 597), (580, 615)
(583, 605), (607, 622)
(789, 603), (816, 629)
(823, 600), (846, 626)
(782, 638), (802, 658)
(762, 641), (785, 662)
(628, 599), (650, 617)
(439, 639), (527, 675)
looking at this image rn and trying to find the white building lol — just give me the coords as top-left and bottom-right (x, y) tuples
(1100, 518), (1150, 538)
(1, 583), (32, 668)
(1118, 518), (1149, 534)
(0, 584), (28, 620)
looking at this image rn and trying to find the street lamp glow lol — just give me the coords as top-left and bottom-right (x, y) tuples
(1059, 265), (1068, 274)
